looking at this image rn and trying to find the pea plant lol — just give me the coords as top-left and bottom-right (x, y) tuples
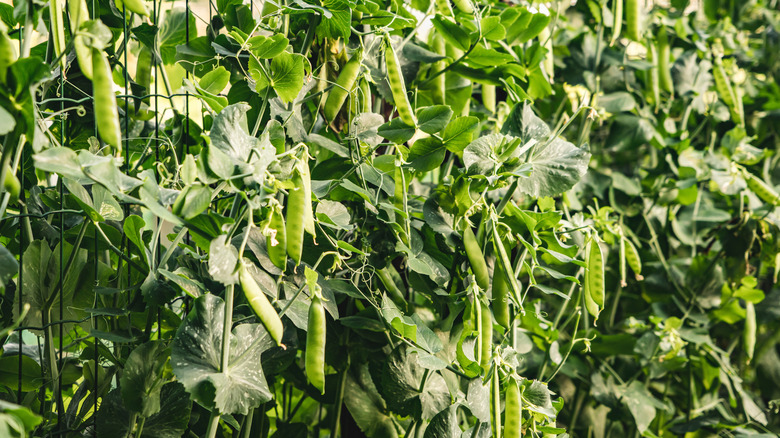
(0, 0), (778, 435)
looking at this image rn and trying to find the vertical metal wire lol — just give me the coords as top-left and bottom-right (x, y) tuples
(57, 42), (66, 434)
(91, 1), (99, 434)
(16, 15), (24, 409)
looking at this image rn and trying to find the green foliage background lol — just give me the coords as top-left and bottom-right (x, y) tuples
(0, 0), (778, 436)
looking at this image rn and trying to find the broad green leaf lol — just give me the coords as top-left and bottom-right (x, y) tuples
(97, 383), (192, 438)
(0, 400), (42, 436)
(372, 346), (450, 420)
(464, 46), (514, 68)
(172, 294), (275, 415)
(442, 116), (479, 152)
(120, 341), (170, 417)
(523, 380), (556, 418)
(208, 235), (238, 286)
(500, 103), (590, 197)
(409, 137), (446, 173)
(269, 51), (305, 104)
(431, 16), (469, 51)
(423, 404), (460, 438)
(378, 118), (416, 144)
(199, 66), (230, 94)
(0, 243), (18, 290)
(316, 0), (351, 39)
(416, 105), (453, 134)
(480, 16), (506, 41)
(248, 34), (289, 59)
(343, 361), (399, 438)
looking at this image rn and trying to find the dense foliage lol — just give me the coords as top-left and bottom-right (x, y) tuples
(0, 0), (778, 436)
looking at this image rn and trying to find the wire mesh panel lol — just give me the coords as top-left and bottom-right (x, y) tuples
(0, 0), (778, 437)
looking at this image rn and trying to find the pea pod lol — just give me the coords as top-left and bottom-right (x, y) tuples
(3, 163), (20, 203)
(68, 0), (89, 31)
(646, 40), (660, 107)
(584, 237), (605, 322)
(483, 84), (495, 114)
(324, 48), (363, 123)
(624, 238), (643, 280)
(0, 25), (15, 84)
(490, 365), (502, 438)
(68, 0), (92, 78)
(136, 46), (152, 91)
(383, 33), (416, 126)
(463, 225), (490, 291)
(491, 254), (511, 329)
(712, 57), (743, 124)
(359, 78), (371, 113)
(429, 32), (446, 105)
(115, 0), (149, 16)
(50, 0), (66, 70)
(306, 293), (326, 394)
(624, 0), (641, 41)
(478, 300), (493, 371)
(451, 0), (473, 14)
(610, 0), (623, 44)
(435, 0), (453, 16)
(657, 27), (673, 94)
(239, 263), (284, 346)
(91, 48), (122, 152)
(743, 171), (780, 205)
(267, 203), (287, 270)
(286, 168), (306, 265)
(744, 301), (756, 362)
(503, 375), (521, 438)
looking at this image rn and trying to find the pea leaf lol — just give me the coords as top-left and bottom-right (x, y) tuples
(0, 244), (17, 291)
(120, 341), (170, 418)
(423, 404), (460, 438)
(97, 382), (192, 438)
(343, 361), (399, 438)
(171, 294), (275, 415)
(416, 105), (453, 134)
(248, 34), (289, 59)
(268, 51), (305, 104)
(431, 16), (469, 51)
(500, 103), (590, 197)
(371, 346), (451, 420)
(316, 0), (351, 39)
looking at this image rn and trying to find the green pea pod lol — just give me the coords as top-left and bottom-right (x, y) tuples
(482, 84), (495, 114)
(463, 225), (490, 291)
(136, 46), (152, 91)
(503, 375), (521, 438)
(115, 0), (149, 16)
(539, 27), (554, 81)
(610, 0), (623, 45)
(624, 0), (641, 41)
(68, 0), (92, 78)
(429, 32), (446, 105)
(68, 0), (89, 31)
(299, 157), (315, 236)
(50, 0), (66, 70)
(359, 78), (371, 114)
(584, 237), (605, 322)
(435, 0), (453, 16)
(490, 365), (502, 438)
(267, 203), (287, 270)
(619, 235), (627, 288)
(451, 0), (473, 14)
(306, 293), (326, 394)
(624, 238), (643, 280)
(0, 26), (15, 83)
(383, 33), (416, 126)
(91, 48), (122, 152)
(377, 266), (406, 310)
(286, 168), (306, 265)
(712, 57), (742, 124)
(3, 164), (20, 204)
(744, 171), (780, 206)
(324, 48), (363, 123)
(239, 264), (284, 346)
(646, 40), (660, 107)
(744, 301), (756, 362)
(492, 251), (511, 329)
(657, 27), (673, 94)
(479, 300), (492, 371)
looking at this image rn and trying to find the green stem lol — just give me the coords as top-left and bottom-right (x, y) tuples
(205, 411), (221, 438)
